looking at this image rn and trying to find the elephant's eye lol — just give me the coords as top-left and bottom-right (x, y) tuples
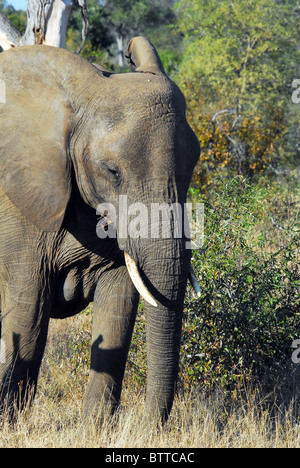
(108, 168), (120, 180)
(100, 162), (121, 184)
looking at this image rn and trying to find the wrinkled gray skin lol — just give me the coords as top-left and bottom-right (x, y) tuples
(0, 37), (199, 422)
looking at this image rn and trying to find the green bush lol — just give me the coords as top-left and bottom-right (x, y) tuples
(181, 176), (299, 391)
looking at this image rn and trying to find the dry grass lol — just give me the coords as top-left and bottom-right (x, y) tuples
(0, 314), (299, 448)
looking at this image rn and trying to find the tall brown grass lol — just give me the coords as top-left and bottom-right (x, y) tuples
(0, 313), (299, 448)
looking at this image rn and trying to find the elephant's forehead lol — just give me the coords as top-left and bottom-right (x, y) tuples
(106, 72), (183, 116)
(92, 97), (178, 153)
(91, 84), (184, 143)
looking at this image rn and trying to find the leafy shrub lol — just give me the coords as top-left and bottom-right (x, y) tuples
(181, 176), (299, 392)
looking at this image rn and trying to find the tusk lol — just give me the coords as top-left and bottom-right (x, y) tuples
(124, 252), (158, 308)
(189, 265), (201, 298)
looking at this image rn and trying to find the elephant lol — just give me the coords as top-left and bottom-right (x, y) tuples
(0, 37), (200, 423)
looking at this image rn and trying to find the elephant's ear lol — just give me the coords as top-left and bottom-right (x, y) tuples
(0, 66), (72, 232)
(125, 37), (166, 75)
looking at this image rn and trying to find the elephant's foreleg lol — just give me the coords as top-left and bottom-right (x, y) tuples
(0, 291), (50, 417)
(83, 264), (139, 420)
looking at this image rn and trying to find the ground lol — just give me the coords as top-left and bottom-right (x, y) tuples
(0, 312), (300, 448)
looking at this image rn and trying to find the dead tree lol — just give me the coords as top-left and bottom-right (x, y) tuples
(0, 0), (88, 52)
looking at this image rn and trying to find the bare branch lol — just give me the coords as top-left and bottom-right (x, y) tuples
(76, 0), (88, 54)
(0, 11), (21, 49)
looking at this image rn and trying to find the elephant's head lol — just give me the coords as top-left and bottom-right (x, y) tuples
(0, 38), (200, 420)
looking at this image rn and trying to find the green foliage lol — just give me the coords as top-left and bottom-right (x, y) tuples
(176, 0), (299, 110)
(4, 8), (26, 34)
(181, 177), (299, 391)
(104, 0), (175, 37)
(174, 0), (300, 184)
(0, 2), (26, 36)
(157, 48), (182, 76)
(66, 0), (114, 59)
(124, 178), (300, 395)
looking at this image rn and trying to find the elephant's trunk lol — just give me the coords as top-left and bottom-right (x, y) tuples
(145, 301), (183, 421)
(116, 185), (191, 422)
(135, 237), (189, 422)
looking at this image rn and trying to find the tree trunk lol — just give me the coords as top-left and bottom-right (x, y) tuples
(41, 0), (73, 49)
(0, 0), (87, 51)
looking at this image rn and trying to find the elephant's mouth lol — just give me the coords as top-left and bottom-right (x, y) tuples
(124, 252), (200, 307)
